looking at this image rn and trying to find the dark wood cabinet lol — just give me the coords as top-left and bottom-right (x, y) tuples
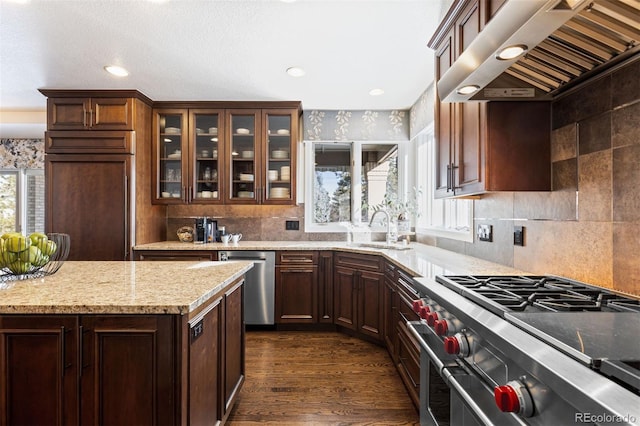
(41, 90), (165, 261)
(80, 315), (176, 425)
(46, 95), (135, 131)
(430, 0), (551, 198)
(318, 251), (334, 323)
(222, 280), (245, 418)
(0, 278), (245, 426)
(134, 250), (217, 261)
(383, 262), (398, 363)
(151, 102), (301, 205)
(395, 270), (422, 408)
(0, 316), (79, 426)
(275, 251), (318, 324)
(45, 154), (131, 260)
(334, 252), (384, 341)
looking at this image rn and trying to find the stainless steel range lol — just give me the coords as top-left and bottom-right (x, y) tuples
(407, 275), (640, 426)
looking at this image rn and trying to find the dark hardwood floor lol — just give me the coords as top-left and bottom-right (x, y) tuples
(227, 331), (419, 425)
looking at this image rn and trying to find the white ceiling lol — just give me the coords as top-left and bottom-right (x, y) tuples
(0, 0), (445, 138)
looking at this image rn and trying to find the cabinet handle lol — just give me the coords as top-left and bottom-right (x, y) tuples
(451, 163), (459, 194)
(446, 164), (452, 192)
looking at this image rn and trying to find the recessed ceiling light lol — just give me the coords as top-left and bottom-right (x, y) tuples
(496, 45), (528, 60)
(286, 67), (305, 77)
(369, 88), (385, 96)
(457, 85), (480, 95)
(104, 65), (129, 77)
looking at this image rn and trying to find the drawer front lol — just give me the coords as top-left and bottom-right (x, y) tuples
(46, 131), (133, 154)
(276, 251), (318, 266)
(334, 252), (383, 272)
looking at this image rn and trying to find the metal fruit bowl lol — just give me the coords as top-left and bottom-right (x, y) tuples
(0, 233), (70, 282)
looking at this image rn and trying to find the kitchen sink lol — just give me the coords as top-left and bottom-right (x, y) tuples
(352, 242), (412, 251)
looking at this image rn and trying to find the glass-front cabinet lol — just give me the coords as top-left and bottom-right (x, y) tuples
(190, 110), (223, 203)
(227, 110), (260, 203)
(264, 110), (295, 204)
(153, 103), (299, 205)
(153, 110), (187, 203)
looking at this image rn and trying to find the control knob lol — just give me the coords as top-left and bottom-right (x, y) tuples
(426, 311), (439, 326)
(443, 333), (470, 357)
(435, 318), (463, 336)
(494, 380), (534, 417)
(412, 299), (424, 313)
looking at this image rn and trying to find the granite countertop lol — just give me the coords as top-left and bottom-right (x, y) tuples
(0, 260), (253, 315)
(134, 241), (525, 280)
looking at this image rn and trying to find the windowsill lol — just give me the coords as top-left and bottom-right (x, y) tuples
(416, 226), (474, 243)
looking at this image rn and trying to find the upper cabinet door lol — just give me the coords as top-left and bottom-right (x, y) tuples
(263, 109), (297, 205)
(48, 97), (134, 130)
(226, 110), (261, 204)
(152, 109), (188, 203)
(190, 110), (224, 204)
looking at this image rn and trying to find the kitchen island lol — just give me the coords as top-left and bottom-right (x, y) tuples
(0, 260), (253, 426)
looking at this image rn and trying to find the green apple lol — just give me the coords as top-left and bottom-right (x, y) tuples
(1, 232), (22, 241)
(19, 245), (43, 264)
(40, 240), (57, 257)
(1, 249), (18, 265)
(5, 235), (31, 253)
(33, 254), (50, 267)
(8, 259), (32, 274)
(29, 232), (48, 247)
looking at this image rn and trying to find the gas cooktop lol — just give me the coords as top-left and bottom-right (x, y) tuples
(436, 275), (640, 317)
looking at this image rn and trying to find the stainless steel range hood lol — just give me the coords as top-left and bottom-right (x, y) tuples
(436, 0), (640, 102)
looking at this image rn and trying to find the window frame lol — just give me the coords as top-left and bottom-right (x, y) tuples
(413, 124), (474, 243)
(0, 168), (45, 234)
(304, 140), (402, 233)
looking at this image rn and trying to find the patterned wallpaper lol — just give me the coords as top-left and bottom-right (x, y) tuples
(0, 139), (44, 169)
(409, 83), (436, 138)
(303, 110), (409, 141)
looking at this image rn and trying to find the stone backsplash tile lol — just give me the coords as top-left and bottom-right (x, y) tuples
(578, 111), (611, 155)
(513, 191), (577, 220)
(513, 220), (613, 289)
(613, 222), (640, 295)
(612, 101), (640, 148)
(474, 192), (514, 219)
(612, 58), (640, 108)
(574, 75), (612, 122)
(551, 123), (577, 162)
(552, 158), (577, 191)
(578, 150), (611, 222)
(613, 144), (640, 222)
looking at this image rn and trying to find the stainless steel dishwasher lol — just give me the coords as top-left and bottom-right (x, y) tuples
(218, 251), (275, 325)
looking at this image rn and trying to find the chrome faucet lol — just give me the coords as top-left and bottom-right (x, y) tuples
(368, 210), (396, 245)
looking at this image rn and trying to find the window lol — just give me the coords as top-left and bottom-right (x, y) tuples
(0, 169), (45, 235)
(305, 141), (399, 232)
(414, 125), (473, 242)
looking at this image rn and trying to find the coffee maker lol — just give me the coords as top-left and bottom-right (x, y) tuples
(194, 217), (217, 244)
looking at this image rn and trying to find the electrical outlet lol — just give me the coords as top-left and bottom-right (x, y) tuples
(477, 224), (493, 242)
(514, 226), (525, 246)
(285, 220), (299, 231)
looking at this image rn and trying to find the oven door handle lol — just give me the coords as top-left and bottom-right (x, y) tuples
(443, 369), (527, 426)
(407, 322), (445, 373)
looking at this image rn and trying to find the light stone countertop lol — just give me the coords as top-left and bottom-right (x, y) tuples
(0, 260), (253, 315)
(134, 241), (526, 280)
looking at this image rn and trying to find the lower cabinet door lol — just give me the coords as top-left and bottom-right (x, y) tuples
(80, 315), (176, 425)
(0, 316), (79, 426)
(333, 266), (357, 330)
(357, 270), (384, 340)
(275, 266), (318, 323)
(223, 281), (245, 416)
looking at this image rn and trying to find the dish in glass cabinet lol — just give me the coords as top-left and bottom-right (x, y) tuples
(276, 129), (290, 135)
(236, 128), (250, 135)
(165, 127), (180, 134)
(209, 127), (218, 135)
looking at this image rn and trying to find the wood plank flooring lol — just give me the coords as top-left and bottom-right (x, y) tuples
(226, 331), (419, 425)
